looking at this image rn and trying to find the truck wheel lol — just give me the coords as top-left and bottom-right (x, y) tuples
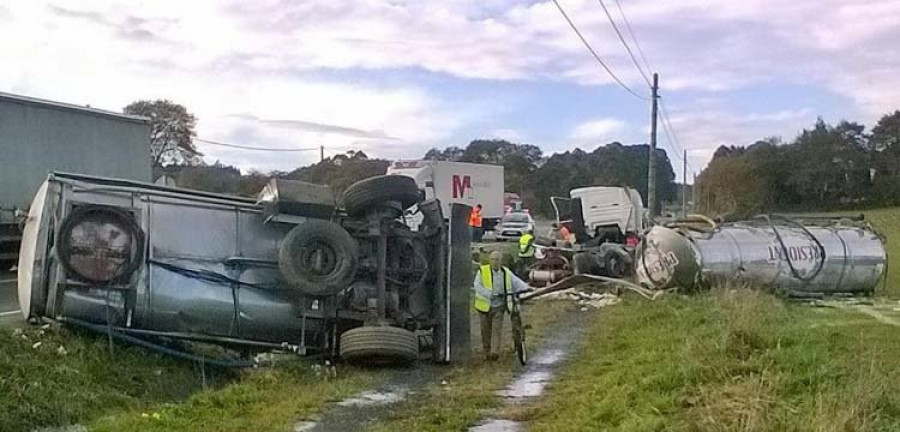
(279, 220), (358, 296)
(340, 326), (419, 366)
(342, 175), (421, 216)
(573, 252), (599, 275)
(604, 251), (628, 279)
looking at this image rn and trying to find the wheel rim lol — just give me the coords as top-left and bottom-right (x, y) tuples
(300, 240), (338, 279)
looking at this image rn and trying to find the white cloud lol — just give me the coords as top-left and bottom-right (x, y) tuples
(1, 0), (898, 173)
(570, 118), (627, 142)
(487, 128), (525, 141)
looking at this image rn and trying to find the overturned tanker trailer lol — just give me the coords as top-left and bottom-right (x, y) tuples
(637, 215), (886, 295)
(17, 172), (473, 366)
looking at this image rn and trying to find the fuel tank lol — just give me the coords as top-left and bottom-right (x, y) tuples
(636, 217), (886, 294)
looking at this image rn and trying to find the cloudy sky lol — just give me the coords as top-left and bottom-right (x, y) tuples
(2, 0), (898, 182)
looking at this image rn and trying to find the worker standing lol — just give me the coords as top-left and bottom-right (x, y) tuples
(472, 251), (530, 361)
(469, 204), (484, 242)
(549, 222), (573, 246)
(517, 229), (535, 278)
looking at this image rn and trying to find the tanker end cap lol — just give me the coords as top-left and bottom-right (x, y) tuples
(636, 226), (701, 290)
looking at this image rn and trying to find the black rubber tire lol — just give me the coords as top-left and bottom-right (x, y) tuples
(278, 220), (358, 296)
(340, 326), (419, 366)
(342, 175), (421, 216)
(572, 252), (599, 275)
(604, 251), (628, 279)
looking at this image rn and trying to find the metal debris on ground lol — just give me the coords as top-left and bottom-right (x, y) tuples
(537, 288), (622, 309)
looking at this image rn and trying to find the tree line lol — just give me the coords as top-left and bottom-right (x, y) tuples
(131, 99), (678, 216)
(697, 110), (900, 217)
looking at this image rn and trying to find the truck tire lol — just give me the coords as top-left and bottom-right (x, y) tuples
(342, 175), (421, 216)
(278, 220), (358, 297)
(604, 250), (628, 279)
(573, 252), (599, 275)
(340, 326), (419, 366)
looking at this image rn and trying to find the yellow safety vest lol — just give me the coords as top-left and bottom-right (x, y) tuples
(518, 233), (535, 258)
(474, 264), (512, 313)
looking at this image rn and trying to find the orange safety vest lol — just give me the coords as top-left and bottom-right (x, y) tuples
(469, 208), (483, 228)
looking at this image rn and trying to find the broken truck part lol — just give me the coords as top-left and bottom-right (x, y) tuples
(636, 215), (886, 295)
(17, 172), (472, 365)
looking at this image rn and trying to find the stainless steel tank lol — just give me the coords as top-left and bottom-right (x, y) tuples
(637, 217), (886, 294)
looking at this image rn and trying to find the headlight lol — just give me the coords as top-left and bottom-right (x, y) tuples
(57, 206), (144, 284)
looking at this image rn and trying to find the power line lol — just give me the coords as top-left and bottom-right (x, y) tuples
(550, 0), (649, 101)
(194, 137), (321, 152)
(613, 0), (653, 74)
(595, 0), (651, 87)
(659, 100), (694, 172)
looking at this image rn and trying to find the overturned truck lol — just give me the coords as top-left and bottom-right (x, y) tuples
(637, 215), (886, 296)
(18, 173), (472, 365)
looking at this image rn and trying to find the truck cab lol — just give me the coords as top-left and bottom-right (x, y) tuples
(551, 186), (644, 246)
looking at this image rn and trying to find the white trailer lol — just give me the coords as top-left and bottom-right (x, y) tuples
(387, 160), (504, 229)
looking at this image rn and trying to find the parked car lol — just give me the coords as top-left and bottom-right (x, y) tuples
(496, 211), (535, 241)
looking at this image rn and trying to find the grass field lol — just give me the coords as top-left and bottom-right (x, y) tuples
(515, 288), (900, 431)
(836, 208), (900, 297)
(0, 324), (225, 432)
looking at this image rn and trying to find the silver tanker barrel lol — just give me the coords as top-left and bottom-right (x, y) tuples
(636, 216), (886, 295)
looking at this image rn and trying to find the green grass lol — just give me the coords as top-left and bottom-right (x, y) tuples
(517, 288), (900, 431)
(368, 300), (583, 432)
(91, 363), (381, 432)
(0, 324), (224, 432)
(841, 207), (900, 298)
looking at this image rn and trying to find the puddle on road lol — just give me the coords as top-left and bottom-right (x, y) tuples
(531, 348), (565, 366)
(293, 420), (318, 432)
(499, 370), (553, 398)
(470, 419), (522, 432)
(335, 387), (407, 407)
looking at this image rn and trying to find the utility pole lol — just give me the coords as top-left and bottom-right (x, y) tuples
(320, 145), (325, 162)
(682, 149), (688, 218)
(692, 173), (698, 213)
(647, 73), (659, 219)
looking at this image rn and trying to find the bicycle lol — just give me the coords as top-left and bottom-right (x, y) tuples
(504, 290), (528, 366)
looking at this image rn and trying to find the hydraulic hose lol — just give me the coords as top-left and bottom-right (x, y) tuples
(62, 317), (266, 368)
(757, 214), (826, 282)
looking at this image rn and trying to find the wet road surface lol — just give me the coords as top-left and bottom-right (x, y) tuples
(469, 307), (590, 431)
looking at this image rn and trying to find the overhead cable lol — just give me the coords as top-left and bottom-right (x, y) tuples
(194, 137), (320, 152)
(550, 0), (649, 101)
(595, 0), (651, 86)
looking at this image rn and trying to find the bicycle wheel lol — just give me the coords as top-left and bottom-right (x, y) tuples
(511, 310), (527, 366)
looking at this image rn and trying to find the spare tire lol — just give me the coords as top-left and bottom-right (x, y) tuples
(340, 326), (419, 366)
(342, 175), (421, 216)
(278, 220), (358, 296)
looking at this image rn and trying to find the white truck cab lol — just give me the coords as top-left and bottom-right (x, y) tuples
(551, 186), (645, 244)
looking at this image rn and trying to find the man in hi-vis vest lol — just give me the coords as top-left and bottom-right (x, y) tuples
(472, 251), (530, 361)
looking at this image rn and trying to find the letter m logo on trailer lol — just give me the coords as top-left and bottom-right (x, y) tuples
(452, 175), (472, 199)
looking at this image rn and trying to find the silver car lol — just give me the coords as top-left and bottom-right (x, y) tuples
(496, 212), (535, 241)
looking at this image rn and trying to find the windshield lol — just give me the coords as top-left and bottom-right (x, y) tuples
(503, 213), (530, 223)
